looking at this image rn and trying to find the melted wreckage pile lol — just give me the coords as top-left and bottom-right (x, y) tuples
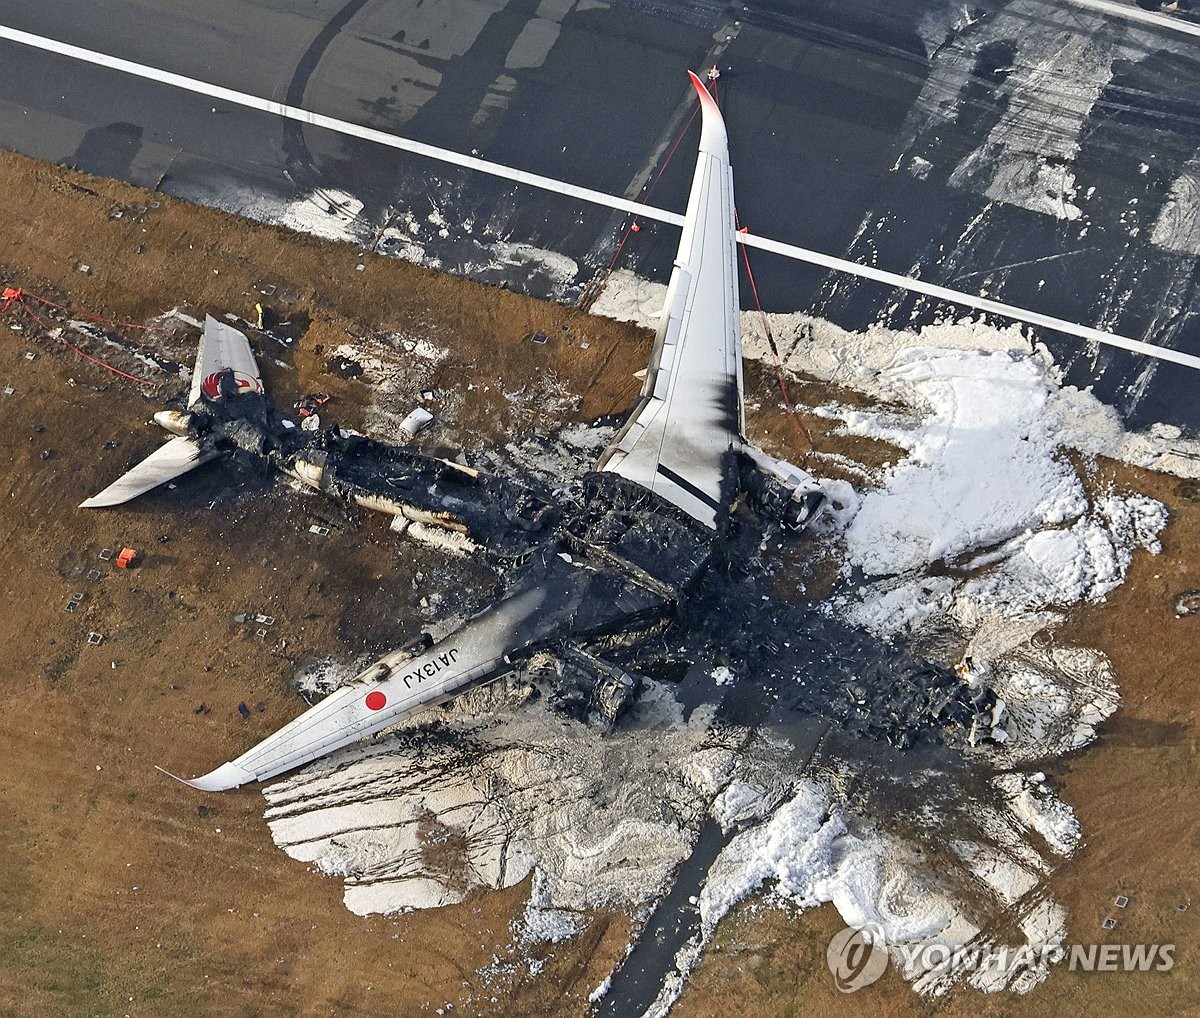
(75, 72), (1189, 1006)
(85, 74), (1007, 794)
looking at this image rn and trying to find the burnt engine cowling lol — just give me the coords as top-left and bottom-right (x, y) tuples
(739, 448), (826, 531)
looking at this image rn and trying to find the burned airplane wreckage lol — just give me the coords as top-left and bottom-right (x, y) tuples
(83, 73), (1005, 791)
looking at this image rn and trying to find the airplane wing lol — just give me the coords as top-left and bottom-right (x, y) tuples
(595, 71), (744, 529)
(160, 556), (666, 791)
(165, 599), (530, 790)
(188, 314), (264, 408)
(79, 436), (218, 508)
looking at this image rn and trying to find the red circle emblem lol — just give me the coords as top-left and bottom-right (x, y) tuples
(201, 370), (263, 399)
(365, 691), (387, 711)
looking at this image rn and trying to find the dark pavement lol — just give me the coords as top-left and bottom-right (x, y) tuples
(0, 0), (1198, 429)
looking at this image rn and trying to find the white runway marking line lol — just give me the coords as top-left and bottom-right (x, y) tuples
(4, 23), (1199, 373)
(740, 233), (1200, 372)
(1062, 0), (1200, 39)
(0, 25), (685, 228)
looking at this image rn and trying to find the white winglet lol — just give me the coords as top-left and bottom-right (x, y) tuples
(155, 762), (256, 792)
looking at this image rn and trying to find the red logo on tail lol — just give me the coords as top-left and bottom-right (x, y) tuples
(201, 370), (263, 399)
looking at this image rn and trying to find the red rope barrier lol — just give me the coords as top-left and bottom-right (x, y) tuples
(2, 287), (156, 385)
(708, 76), (815, 460)
(16, 289), (164, 332)
(585, 95), (705, 302)
(735, 225), (816, 460)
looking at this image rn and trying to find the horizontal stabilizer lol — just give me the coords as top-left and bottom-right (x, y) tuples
(80, 436), (217, 508)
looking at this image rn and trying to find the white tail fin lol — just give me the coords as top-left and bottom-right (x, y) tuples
(188, 315), (264, 408)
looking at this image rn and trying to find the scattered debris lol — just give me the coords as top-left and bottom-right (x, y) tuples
(1174, 590), (1200, 617)
(398, 407), (434, 438)
(293, 393), (331, 418)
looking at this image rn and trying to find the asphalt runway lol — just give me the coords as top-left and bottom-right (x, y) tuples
(0, 0), (1198, 429)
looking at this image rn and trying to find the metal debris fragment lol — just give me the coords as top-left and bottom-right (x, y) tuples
(1174, 590), (1200, 616)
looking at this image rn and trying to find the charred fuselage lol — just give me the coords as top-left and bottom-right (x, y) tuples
(174, 382), (1003, 755)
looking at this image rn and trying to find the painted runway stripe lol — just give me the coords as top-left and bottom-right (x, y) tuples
(0, 25), (686, 228)
(739, 232), (1200, 371)
(1062, 0), (1200, 40)
(3, 24), (1199, 373)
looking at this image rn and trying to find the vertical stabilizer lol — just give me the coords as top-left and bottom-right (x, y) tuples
(188, 315), (265, 407)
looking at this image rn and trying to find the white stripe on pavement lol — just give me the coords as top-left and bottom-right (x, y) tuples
(1063, 0), (1200, 40)
(3, 23), (1198, 371)
(0, 25), (686, 228)
(740, 232), (1200, 371)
